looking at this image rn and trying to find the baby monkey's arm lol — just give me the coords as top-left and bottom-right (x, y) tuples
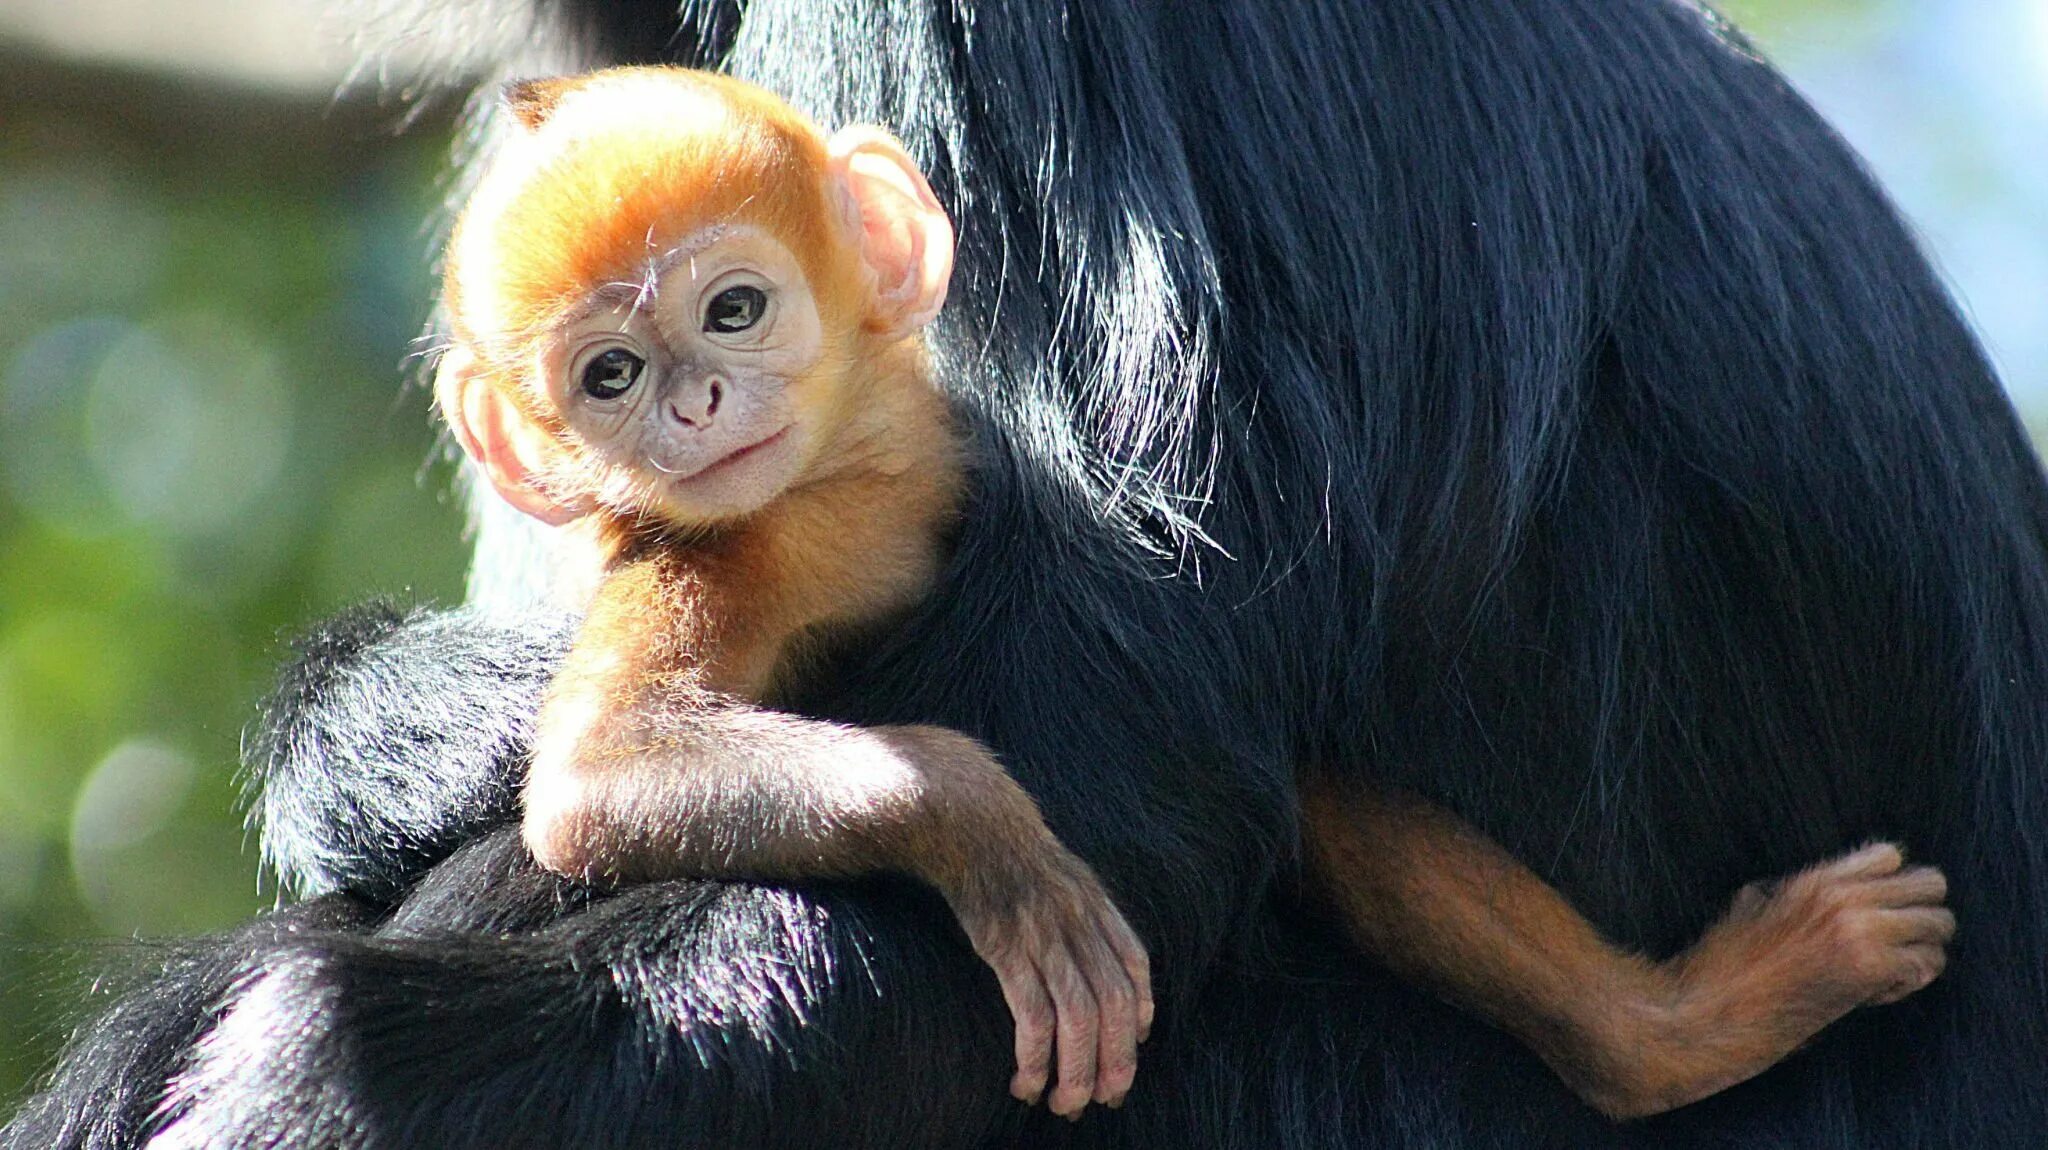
(1302, 783), (1953, 1120)
(522, 555), (1151, 1119)
(441, 69), (1146, 1120)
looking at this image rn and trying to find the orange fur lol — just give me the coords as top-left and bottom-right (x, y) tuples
(441, 68), (973, 875)
(1303, 782), (1953, 1119)
(445, 69), (864, 416)
(438, 66), (1951, 1124)
(584, 340), (963, 699)
(439, 68), (1153, 1119)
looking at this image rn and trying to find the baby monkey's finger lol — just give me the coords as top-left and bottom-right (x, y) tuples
(995, 957), (1055, 1105)
(1080, 935), (1141, 1107)
(1872, 864), (1947, 909)
(1102, 913), (1154, 1043)
(1878, 905), (1956, 947)
(1822, 841), (1906, 882)
(1042, 945), (1102, 1119)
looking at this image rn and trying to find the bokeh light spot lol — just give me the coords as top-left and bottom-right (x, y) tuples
(68, 737), (209, 934)
(69, 738), (195, 855)
(83, 313), (293, 538)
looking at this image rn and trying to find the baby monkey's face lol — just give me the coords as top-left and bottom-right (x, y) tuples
(540, 225), (827, 524)
(437, 69), (954, 537)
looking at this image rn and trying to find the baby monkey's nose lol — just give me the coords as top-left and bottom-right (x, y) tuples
(668, 379), (723, 428)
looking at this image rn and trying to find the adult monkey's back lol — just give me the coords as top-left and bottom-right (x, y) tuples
(9, 0), (2046, 1146)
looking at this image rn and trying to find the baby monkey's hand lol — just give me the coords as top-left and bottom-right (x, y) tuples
(862, 724), (1153, 1118)
(1578, 841), (1955, 1120)
(952, 846), (1154, 1119)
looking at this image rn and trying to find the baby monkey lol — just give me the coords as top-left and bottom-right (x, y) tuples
(436, 67), (1953, 1121)
(438, 68), (1150, 1117)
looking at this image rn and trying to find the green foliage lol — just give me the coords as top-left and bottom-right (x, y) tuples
(1717, 0), (1892, 42)
(0, 60), (468, 1105)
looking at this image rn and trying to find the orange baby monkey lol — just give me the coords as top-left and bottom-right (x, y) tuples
(437, 68), (1150, 1117)
(435, 66), (1953, 1122)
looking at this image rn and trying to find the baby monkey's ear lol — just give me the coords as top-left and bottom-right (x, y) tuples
(435, 346), (594, 526)
(826, 127), (955, 339)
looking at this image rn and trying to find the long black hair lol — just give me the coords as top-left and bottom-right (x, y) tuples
(9, 2), (2045, 1145)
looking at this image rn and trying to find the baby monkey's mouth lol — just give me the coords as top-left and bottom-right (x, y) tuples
(667, 424), (793, 484)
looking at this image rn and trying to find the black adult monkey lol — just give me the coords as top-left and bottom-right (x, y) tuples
(9, 0), (2048, 1146)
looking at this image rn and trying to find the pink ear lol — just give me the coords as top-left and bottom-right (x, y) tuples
(434, 347), (593, 527)
(826, 127), (955, 338)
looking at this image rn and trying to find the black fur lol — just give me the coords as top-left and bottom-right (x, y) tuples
(11, 0), (2048, 1145)
(244, 601), (568, 902)
(1, 896), (379, 1150)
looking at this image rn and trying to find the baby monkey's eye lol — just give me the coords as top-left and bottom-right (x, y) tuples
(704, 285), (768, 333)
(580, 347), (645, 400)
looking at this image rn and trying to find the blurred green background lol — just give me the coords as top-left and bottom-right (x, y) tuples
(0, 34), (472, 1101)
(1, 0), (2043, 1114)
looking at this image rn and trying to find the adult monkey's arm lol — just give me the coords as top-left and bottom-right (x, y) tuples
(133, 571), (1290, 1148)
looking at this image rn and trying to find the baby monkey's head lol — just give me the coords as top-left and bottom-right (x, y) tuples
(437, 67), (954, 529)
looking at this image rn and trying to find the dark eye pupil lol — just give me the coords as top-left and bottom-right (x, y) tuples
(580, 348), (643, 399)
(706, 286), (766, 333)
